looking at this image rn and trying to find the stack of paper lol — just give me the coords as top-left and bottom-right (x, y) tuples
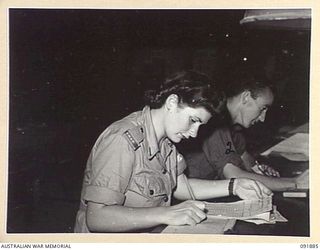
(244, 206), (288, 225)
(204, 197), (287, 225)
(161, 217), (236, 234)
(162, 198), (288, 233)
(204, 197), (272, 218)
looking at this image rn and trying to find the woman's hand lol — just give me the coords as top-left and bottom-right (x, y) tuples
(233, 178), (273, 200)
(160, 200), (207, 226)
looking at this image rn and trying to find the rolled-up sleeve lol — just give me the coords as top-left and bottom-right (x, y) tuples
(202, 128), (243, 178)
(82, 131), (135, 205)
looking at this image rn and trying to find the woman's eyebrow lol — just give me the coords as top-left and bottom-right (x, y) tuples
(194, 116), (202, 123)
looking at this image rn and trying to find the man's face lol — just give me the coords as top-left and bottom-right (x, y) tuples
(238, 88), (274, 128)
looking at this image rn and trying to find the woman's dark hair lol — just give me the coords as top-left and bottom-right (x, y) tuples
(145, 70), (225, 116)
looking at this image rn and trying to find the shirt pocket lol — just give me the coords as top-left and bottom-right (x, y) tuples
(131, 169), (169, 201)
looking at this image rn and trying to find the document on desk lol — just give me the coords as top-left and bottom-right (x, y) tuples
(204, 197), (272, 219)
(203, 198), (287, 225)
(162, 217), (236, 234)
(244, 206), (288, 225)
(162, 198), (287, 232)
(261, 133), (309, 161)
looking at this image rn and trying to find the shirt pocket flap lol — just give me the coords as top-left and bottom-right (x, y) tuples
(133, 171), (168, 198)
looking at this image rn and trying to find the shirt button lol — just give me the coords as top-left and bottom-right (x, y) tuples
(163, 194), (168, 202)
(149, 190), (154, 195)
(162, 168), (167, 174)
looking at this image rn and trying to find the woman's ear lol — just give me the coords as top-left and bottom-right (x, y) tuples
(241, 90), (251, 104)
(165, 94), (179, 111)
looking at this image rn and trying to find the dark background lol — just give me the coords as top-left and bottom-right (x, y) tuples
(8, 9), (310, 233)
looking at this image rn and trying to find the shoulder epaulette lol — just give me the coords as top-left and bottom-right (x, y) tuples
(123, 125), (145, 151)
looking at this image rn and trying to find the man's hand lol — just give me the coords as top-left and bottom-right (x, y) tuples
(233, 178), (273, 200)
(252, 163), (280, 177)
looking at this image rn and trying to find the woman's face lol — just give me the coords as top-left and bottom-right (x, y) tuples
(164, 104), (212, 143)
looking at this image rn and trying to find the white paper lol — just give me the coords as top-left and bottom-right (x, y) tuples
(204, 197), (272, 219)
(261, 133), (309, 161)
(162, 217), (236, 234)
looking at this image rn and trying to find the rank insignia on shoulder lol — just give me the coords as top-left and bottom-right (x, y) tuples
(123, 125), (144, 151)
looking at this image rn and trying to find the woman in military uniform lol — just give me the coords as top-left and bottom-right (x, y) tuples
(74, 71), (272, 233)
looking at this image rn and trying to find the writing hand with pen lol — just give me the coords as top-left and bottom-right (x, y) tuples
(252, 161), (281, 177)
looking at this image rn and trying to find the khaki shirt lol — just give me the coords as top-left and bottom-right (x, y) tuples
(74, 106), (186, 232)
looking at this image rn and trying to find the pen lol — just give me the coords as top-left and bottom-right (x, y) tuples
(255, 160), (269, 176)
(183, 174), (196, 200)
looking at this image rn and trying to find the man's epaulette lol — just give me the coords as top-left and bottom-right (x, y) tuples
(123, 125), (145, 151)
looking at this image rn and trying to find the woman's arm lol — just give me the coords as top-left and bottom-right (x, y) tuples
(173, 174), (229, 200)
(173, 173), (272, 201)
(223, 163), (296, 191)
(86, 199), (207, 232)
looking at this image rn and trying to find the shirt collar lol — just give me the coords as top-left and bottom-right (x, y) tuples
(142, 106), (160, 159)
(142, 106), (174, 160)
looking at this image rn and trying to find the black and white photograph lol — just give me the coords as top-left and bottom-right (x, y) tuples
(3, 3), (317, 242)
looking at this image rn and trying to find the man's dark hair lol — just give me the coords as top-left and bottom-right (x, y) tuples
(224, 71), (275, 99)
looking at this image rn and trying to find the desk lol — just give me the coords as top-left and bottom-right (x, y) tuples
(157, 160), (309, 235)
(155, 125), (310, 235)
(227, 129), (309, 236)
(161, 136), (309, 235)
(158, 191), (309, 235)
